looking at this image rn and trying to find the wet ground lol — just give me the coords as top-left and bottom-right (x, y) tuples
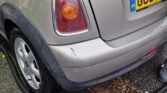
(0, 52), (166, 93)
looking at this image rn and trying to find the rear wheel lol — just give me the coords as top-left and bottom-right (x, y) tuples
(14, 37), (41, 90)
(10, 27), (59, 93)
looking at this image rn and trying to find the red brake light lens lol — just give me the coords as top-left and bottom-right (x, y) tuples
(54, 0), (87, 35)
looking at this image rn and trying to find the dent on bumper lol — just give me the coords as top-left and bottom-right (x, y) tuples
(50, 17), (167, 82)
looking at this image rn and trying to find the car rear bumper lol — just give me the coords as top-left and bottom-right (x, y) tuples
(50, 17), (167, 83)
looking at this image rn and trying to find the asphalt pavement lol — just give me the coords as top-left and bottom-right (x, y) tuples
(0, 52), (21, 93)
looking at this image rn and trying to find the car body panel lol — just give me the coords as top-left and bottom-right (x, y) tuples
(0, 0), (99, 45)
(89, 0), (167, 40)
(50, 17), (167, 82)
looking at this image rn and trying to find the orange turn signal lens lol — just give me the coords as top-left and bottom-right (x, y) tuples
(62, 3), (78, 20)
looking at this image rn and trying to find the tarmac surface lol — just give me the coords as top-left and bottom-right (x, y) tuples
(0, 53), (21, 93)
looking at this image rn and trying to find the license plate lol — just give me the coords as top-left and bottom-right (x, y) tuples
(130, 0), (161, 12)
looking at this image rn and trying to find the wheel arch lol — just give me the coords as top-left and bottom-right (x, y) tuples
(0, 3), (79, 91)
(4, 19), (17, 40)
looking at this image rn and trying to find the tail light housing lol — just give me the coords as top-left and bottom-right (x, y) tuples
(53, 0), (88, 36)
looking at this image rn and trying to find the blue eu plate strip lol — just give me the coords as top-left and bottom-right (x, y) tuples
(130, 0), (136, 12)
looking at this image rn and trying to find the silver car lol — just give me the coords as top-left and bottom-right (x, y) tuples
(0, 0), (166, 92)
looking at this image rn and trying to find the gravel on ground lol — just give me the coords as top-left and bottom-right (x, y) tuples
(87, 55), (164, 93)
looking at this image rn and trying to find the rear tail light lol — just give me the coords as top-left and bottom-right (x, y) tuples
(53, 0), (88, 36)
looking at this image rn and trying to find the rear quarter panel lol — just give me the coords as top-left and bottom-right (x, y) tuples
(0, 0), (99, 45)
(0, 0), (55, 43)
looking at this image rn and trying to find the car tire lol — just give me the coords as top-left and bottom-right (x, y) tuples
(10, 27), (60, 93)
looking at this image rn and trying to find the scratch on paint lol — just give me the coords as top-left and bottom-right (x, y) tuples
(70, 48), (76, 56)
